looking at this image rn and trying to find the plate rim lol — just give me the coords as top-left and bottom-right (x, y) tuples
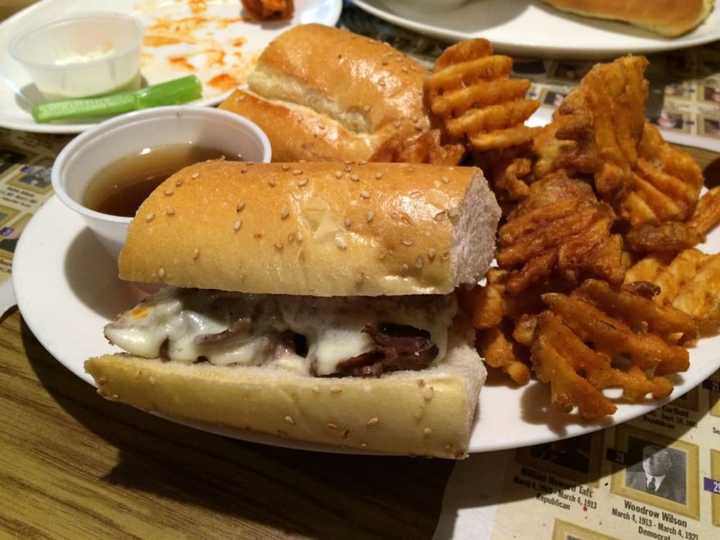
(13, 192), (720, 455)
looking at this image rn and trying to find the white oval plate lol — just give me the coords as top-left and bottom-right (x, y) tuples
(352, 0), (720, 58)
(13, 195), (720, 454)
(0, 0), (341, 134)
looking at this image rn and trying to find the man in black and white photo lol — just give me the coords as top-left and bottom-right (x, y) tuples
(626, 444), (686, 504)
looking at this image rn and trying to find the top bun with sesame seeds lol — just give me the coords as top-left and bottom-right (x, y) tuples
(118, 161), (500, 297)
(219, 24), (460, 165)
(85, 161), (499, 458)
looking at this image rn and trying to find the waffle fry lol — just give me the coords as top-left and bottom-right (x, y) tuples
(620, 123), (703, 226)
(688, 186), (720, 237)
(427, 39), (539, 152)
(626, 249), (720, 335)
(497, 172), (625, 293)
(476, 326), (531, 385)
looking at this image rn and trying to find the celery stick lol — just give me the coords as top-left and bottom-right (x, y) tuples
(32, 75), (203, 123)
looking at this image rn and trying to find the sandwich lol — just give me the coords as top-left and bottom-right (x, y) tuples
(541, 0), (714, 37)
(219, 25), (463, 165)
(85, 161), (500, 458)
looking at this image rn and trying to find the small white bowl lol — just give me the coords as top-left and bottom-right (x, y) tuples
(52, 106), (272, 259)
(9, 12), (143, 99)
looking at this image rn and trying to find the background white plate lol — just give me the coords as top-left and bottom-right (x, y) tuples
(0, 0), (341, 134)
(14, 197), (720, 454)
(352, 0), (720, 58)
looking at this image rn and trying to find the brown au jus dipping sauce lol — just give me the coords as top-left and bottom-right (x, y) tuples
(83, 143), (241, 217)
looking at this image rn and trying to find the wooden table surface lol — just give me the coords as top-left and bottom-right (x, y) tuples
(1, 146), (717, 539)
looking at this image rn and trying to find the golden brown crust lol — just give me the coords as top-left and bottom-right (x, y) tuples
(542, 0), (714, 36)
(85, 338), (486, 459)
(118, 161), (499, 296)
(220, 24), (450, 163)
(219, 90), (376, 162)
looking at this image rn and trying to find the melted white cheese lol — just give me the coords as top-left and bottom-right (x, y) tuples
(105, 289), (456, 376)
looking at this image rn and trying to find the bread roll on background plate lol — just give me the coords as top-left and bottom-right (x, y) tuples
(219, 25), (461, 165)
(541, 0), (714, 37)
(86, 162), (501, 458)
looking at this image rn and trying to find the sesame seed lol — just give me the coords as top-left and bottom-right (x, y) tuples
(330, 386), (342, 394)
(296, 231), (303, 243)
(191, 172), (199, 179)
(292, 169), (303, 176)
(284, 415), (295, 425)
(382, 60), (389, 66)
(240, 168), (248, 174)
(312, 385), (320, 393)
(367, 211), (375, 223)
(344, 218), (352, 229)
(335, 171), (343, 179)
(236, 201), (246, 212)
(402, 239), (414, 247)
(281, 164), (290, 171)
(233, 220), (242, 232)
(428, 248), (437, 261)
(441, 176), (450, 184)
(448, 207), (460, 219)
(433, 180), (441, 188)
(328, 423), (338, 430)
(441, 252), (450, 261)
(394, 121), (402, 129)
(254, 232), (263, 239)
(378, 79), (385, 87)
(423, 427), (432, 436)
(402, 264), (409, 272)
(192, 248), (200, 260)
(434, 211), (447, 221)
(268, 178), (276, 187)
(344, 164), (352, 172)
(157, 267), (166, 279)
(274, 242), (283, 251)
(145, 213), (155, 223)
(297, 177), (309, 187)
(166, 207), (175, 216)
(418, 379), (425, 387)
(402, 67), (409, 73)
(367, 417), (379, 426)
(415, 256), (424, 269)
(359, 161), (368, 165)
(288, 232), (296, 244)
(360, 442), (368, 448)
(350, 174), (360, 182)
(422, 386), (434, 401)
(335, 236), (347, 250)
(378, 252), (387, 261)
(175, 178), (184, 187)
(363, 105), (371, 112)
(280, 207), (290, 220)
(375, 172), (383, 179)
(360, 190), (370, 199)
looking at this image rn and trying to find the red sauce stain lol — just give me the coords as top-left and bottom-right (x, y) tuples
(209, 73), (238, 91)
(168, 56), (195, 71)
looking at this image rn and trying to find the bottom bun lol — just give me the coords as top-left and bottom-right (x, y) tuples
(85, 335), (485, 459)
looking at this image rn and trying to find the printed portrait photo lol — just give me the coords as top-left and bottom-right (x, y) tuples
(651, 110), (686, 132)
(0, 205), (18, 230)
(611, 425), (699, 519)
(518, 432), (602, 484)
(552, 519), (619, 540)
(0, 214), (30, 256)
(0, 147), (26, 176)
(664, 82), (693, 100)
(11, 164), (52, 194)
(701, 118), (720, 139)
(703, 86), (720, 104)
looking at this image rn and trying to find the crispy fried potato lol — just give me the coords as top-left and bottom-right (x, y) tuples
(474, 147), (533, 210)
(533, 56), (648, 202)
(542, 291), (689, 374)
(625, 221), (702, 255)
(392, 129), (465, 165)
(688, 186), (720, 237)
(534, 312), (676, 418)
(428, 39), (539, 152)
(497, 172), (625, 293)
(476, 326), (531, 385)
(620, 123), (703, 226)
(626, 249), (720, 335)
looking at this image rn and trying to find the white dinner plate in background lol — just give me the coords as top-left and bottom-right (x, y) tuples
(352, 0), (720, 58)
(0, 0), (341, 134)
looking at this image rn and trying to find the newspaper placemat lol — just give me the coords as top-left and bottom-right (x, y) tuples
(0, 128), (68, 284)
(436, 370), (720, 540)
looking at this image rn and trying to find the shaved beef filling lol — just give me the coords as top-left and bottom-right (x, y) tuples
(334, 323), (438, 377)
